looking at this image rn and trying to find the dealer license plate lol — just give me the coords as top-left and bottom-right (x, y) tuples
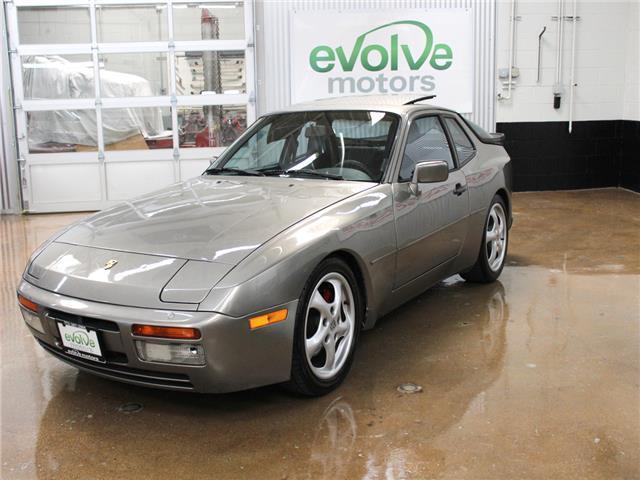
(57, 322), (105, 363)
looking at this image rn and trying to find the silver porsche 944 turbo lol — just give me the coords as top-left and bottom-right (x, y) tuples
(17, 95), (512, 396)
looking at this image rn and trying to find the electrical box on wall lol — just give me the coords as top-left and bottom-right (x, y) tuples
(498, 67), (520, 79)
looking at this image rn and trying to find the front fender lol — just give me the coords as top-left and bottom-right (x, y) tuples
(198, 184), (397, 322)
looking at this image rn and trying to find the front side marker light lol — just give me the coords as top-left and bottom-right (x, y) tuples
(249, 308), (288, 330)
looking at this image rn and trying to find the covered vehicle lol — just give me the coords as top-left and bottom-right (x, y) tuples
(17, 94), (512, 396)
(24, 55), (165, 149)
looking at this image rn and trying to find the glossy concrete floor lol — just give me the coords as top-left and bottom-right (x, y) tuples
(1, 189), (638, 480)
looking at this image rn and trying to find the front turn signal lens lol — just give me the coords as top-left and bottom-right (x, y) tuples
(249, 308), (288, 330)
(131, 324), (201, 340)
(18, 294), (38, 313)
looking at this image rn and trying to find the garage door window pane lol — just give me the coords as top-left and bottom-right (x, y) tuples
(175, 51), (245, 95)
(97, 5), (168, 43)
(28, 110), (98, 153)
(100, 53), (169, 97)
(178, 105), (246, 148)
(23, 55), (94, 100)
(102, 107), (172, 150)
(173, 2), (245, 41)
(17, 6), (91, 44)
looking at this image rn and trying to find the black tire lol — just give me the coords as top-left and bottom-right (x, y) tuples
(285, 257), (364, 396)
(461, 195), (509, 283)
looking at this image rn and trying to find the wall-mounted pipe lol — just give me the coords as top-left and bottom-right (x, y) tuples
(537, 26), (547, 84)
(499, 0), (517, 101)
(553, 0), (565, 108)
(568, 0), (578, 133)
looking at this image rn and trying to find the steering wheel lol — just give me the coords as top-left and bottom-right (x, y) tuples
(339, 160), (376, 180)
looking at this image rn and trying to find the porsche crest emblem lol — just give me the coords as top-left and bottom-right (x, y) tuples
(103, 259), (118, 270)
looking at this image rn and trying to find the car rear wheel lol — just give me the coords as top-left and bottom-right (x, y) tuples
(461, 195), (509, 283)
(286, 257), (363, 396)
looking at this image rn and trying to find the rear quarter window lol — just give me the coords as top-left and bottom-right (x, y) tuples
(443, 117), (476, 165)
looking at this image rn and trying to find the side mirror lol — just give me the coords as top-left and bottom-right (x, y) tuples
(410, 161), (449, 195)
(209, 155), (219, 167)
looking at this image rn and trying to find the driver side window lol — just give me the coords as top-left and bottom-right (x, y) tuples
(398, 116), (454, 182)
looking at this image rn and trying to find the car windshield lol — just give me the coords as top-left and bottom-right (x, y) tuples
(209, 110), (400, 182)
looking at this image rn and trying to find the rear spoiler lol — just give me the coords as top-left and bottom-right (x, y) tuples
(483, 132), (505, 146)
(459, 116), (506, 146)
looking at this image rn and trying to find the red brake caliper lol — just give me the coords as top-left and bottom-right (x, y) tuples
(320, 284), (334, 303)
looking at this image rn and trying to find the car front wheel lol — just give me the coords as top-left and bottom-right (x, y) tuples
(286, 257), (363, 396)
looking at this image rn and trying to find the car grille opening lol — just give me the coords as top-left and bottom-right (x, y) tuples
(105, 351), (128, 364)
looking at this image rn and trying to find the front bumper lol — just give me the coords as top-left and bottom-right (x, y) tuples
(18, 280), (298, 393)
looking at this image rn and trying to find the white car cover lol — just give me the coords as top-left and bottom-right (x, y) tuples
(24, 56), (164, 148)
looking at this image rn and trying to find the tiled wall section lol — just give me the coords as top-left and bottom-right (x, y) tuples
(495, 1), (639, 123)
(497, 120), (639, 192)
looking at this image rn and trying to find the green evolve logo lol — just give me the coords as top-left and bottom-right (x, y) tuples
(309, 20), (453, 73)
(65, 331), (96, 349)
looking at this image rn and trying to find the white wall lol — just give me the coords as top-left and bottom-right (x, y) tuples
(623, 0), (639, 121)
(495, 0), (639, 123)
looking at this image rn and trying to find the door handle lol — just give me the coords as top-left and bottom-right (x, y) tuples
(453, 183), (468, 196)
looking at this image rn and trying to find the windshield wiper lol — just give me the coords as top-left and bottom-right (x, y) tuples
(261, 168), (343, 180)
(205, 167), (265, 177)
(292, 169), (344, 180)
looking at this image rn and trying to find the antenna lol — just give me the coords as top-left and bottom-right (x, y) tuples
(404, 95), (437, 105)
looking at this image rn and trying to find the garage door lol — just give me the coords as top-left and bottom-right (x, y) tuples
(5, 0), (256, 212)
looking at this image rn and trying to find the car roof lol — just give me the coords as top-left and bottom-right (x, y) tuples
(271, 94), (458, 116)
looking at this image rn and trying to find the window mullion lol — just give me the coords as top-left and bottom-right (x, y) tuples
(244, 0), (256, 123)
(167, 0), (180, 182)
(89, 0), (107, 204)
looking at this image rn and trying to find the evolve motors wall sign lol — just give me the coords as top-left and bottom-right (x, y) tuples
(290, 10), (473, 112)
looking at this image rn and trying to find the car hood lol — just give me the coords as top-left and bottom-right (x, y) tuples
(56, 175), (374, 265)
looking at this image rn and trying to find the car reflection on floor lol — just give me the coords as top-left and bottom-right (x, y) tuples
(305, 282), (507, 480)
(32, 279), (507, 480)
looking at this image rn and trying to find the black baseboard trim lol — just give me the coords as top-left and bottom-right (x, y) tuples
(620, 120), (640, 192)
(496, 120), (640, 193)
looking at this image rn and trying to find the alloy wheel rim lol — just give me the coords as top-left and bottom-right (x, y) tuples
(485, 203), (507, 272)
(304, 272), (355, 380)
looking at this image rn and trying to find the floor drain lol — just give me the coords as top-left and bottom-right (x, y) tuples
(118, 402), (143, 414)
(397, 383), (423, 394)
